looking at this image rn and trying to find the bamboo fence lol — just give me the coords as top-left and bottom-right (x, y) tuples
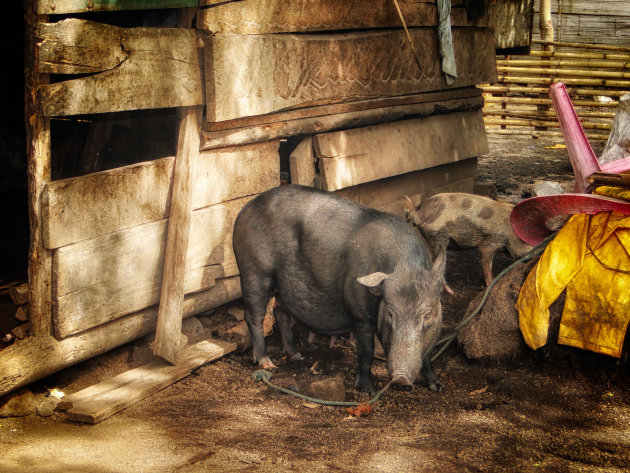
(483, 40), (630, 141)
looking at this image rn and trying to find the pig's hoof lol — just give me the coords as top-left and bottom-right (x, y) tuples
(288, 352), (305, 362)
(259, 357), (277, 370)
(444, 283), (455, 295)
(427, 379), (445, 392)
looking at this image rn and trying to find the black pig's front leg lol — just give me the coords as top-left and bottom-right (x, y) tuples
(353, 321), (376, 394)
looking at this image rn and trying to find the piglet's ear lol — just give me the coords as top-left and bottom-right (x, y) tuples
(357, 272), (389, 296)
(431, 245), (447, 286)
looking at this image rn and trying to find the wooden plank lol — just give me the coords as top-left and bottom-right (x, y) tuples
(58, 339), (237, 423)
(53, 197), (250, 338)
(204, 88), (482, 133)
(202, 92), (485, 150)
(39, 19), (203, 116)
(38, 0), (198, 15)
(198, 0), (487, 35)
(336, 158), (477, 217)
(315, 109), (488, 191)
(488, 0), (534, 50)
(43, 140), (280, 249)
(205, 27), (497, 122)
(26, 1), (52, 336)
(289, 137), (317, 186)
(0, 276), (242, 398)
(153, 107), (200, 363)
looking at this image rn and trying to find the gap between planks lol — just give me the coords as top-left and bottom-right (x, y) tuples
(56, 338), (237, 424)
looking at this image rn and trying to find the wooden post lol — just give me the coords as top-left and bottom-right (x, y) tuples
(152, 106), (201, 364)
(24, 0), (52, 337)
(539, 0), (554, 52)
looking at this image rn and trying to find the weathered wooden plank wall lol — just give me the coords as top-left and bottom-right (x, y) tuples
(315, 110), (487, 191)
(485, 0), (630, 140)
(43, 141), (279, 249)
(487, 0), (535, 50)
(38, 19), (204, 115)
(5, 0), (502, 398)
(204, 28), (496, 122)
(48, 140), (279, 338)
(533, 0), (630, 45)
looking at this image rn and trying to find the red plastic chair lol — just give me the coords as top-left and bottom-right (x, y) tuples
(548, 82), (630, 192)
(510, 82), (630, 245)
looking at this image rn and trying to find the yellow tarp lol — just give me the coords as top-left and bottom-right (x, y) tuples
(516, 211), (630, 357)
(594, 186), (630, 201)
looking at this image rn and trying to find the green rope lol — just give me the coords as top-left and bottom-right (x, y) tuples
(252, 370), (391, 407)
(430, 233), (556, 362)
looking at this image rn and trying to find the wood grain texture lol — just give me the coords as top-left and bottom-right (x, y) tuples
(315, 109), (488, 191)
(488, 0), (534, 50)
(198, 0), (488, 33)
(52, 197), (250, 338)
(37, 0), (198, 14)
(336, 158), (477, 217)
(205, 28), (496, 122)
(202, 90), (483, 149)
(153, 107), (200, 363)
(43, 140), (280, 249)
(289, 137), (317, 186)
(58, 339), (237, 423)
(0, 276), (241, 398)
(39, 19), (203, 116)
(26, 0), (52, 336)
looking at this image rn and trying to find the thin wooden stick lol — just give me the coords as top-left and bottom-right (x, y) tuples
(392, 0), (423, 72)
(485, 96), (618, 107)
(484, 117), (612, 130)
(483, 84), (630, 97)
(497, 75), (630, 88)
(533, 39), (630, 53)
(497, 66), (630, 80)
(497, 59), (630, 69)
(485, 128), (610, 140)
(529, 50), (630, 62)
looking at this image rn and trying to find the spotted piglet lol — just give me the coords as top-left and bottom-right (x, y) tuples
(404, 193), (533, 292)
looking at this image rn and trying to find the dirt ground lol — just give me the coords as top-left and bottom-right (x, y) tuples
(2, 134), (630, 473)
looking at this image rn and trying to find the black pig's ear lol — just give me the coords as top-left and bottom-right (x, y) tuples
(357, 272), (389, 296)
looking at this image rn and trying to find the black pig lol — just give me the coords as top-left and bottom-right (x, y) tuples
(232, 185), (446, 392)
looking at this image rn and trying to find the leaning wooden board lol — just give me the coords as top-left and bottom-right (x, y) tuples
(205, 27), (496, 122)
(315, 109), (488, 191)
(0, 277), (242, 398)
(56, 339), (237, 424)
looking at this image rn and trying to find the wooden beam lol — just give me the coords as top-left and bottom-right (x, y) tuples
(204, 27), (496, 122)
(336, 158), (477, 218)
(39, 19), (203, 116)
(38, 1), (199, 14)
(289, 137), (317, 186)
(202, 92), (484, 150)
(56, 339), (237, 423)
(53, 196), (250, 338)
(25, 1), (52, 336)
(43, 140), (280, 249)
(0, 276), (242, 398)
(198, 0), (489, 34)
(153, 107), (200, 363)
(315, 110), (488, 191)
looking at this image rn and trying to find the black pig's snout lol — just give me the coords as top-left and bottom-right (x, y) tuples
(392, 375), (414, 390)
